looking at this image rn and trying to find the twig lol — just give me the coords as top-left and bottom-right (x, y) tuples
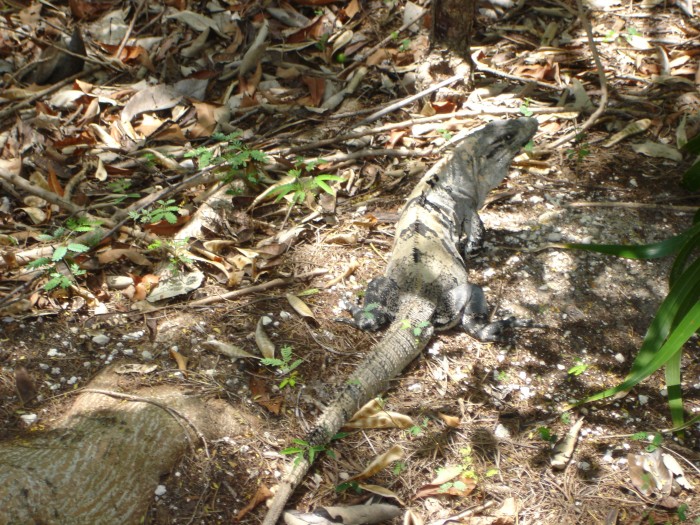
(355, 73), (467, 127)
(114, 0), (148, 60)
(288, 106), (571, 154)
(544, 0), (608, 149)
(188, 269), (328, 306)
(473, 56), (564, 92)
(566, 201), (698, 213)
(0, 65), (101, 123)
(339, 9), (428, 78)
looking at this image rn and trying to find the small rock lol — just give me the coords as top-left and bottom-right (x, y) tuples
(638, 394), (649, 405)
(614, 353), (625, 363)
(546, 231), (562, 242)
(154, 485), (167, 497)
(142, 350), (153, 361)
(20, 414), (38, 425)
(261, 315), (273, 326)
(92, 334), (110, 346)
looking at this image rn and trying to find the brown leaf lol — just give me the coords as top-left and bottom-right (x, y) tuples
(234, 484), (273, 522)
(249, 376), (282, 414)
(302, 75), (325, 106)
(15, 367), (38, 405)
(169, 348), (189, 372)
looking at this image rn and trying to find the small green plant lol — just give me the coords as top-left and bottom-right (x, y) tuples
(106, 179), (140, 204)
(129, 199), (181, 225)
(390, 30), (399, 40)
(496, 370), (508, 382)
(631, 431), (663, 452)
(406, 418), (429, 437)
(281, 439), (329, 466)
(560, 412), (572, 425)
(437, 129), (453, 141)
(392, 461), (406, 475)
(398, 38), (411, 52)
(282, 431), (345, 466)
(412, 321), (431, 338)
(519, 98), (534, 117)
(27, 222), (94, 290)
(184, 131), (268, 185)
(537, 426), (557, 443)
(265, 158), (344, 207)
(566, 133), (591, 161)
(568, 359), (589, 377)
(147, 238), (193, 273)
(261, 345), (303, 389)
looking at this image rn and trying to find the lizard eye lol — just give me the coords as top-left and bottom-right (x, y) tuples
(504, 133), (514, 141)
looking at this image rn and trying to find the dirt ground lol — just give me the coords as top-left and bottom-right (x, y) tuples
(1, 0), (699, 524)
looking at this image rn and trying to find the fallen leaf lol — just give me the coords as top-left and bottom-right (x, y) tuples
(631, 141), (683, 161)
(286, 294), (317, 321)
(256, 317), (275, 359)
(348, 445), (404, 481)
(234, 484), (273, 522)
(201, 340), (260, 359)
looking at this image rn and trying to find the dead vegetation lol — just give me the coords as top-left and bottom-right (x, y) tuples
(0, 0), (699, 524)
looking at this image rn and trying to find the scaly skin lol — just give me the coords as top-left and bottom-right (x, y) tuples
(262, 118), (538, 525)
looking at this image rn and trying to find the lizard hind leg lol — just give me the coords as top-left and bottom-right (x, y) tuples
(343, 276), (399, 331)
(461, 283), (533, 342)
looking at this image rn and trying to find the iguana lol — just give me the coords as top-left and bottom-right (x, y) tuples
(262, 117), (538, 525)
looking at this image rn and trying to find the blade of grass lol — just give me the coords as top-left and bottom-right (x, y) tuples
(578, 299), (700, 404)
(664, 350), (683, 429)
(563, 222), (700, 260)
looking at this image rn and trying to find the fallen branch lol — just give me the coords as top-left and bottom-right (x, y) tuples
(188, 268), (328, 306)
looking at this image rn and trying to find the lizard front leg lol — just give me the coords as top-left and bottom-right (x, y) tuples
(341, 276), (399, 331)
(461, 283), (532, 342)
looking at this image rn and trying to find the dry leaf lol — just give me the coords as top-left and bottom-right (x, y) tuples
(344, 398), (414, 429)
(603, 119), (651, 148)
(437, 413), (461, 428)
(631, 141), (683, 161)
(357, 483), (405, 505)
(256, 317), (275, 359)
(234, 484), (273, 522)
(551, 418), (584, 470)
(348, 445), (404, 481)
(286, 294), (317, 321)
(201, 340), (260, 359)
(169, 348), (188, 372)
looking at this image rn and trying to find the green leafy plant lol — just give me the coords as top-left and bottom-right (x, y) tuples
(412, 321), (431, 338)
(129, 199), (181, 225)
(519, 98), (534, 117)
(27, 222), (96, 291)
(437, 129), (453, 141)
(264, 158), (344, 208)
(563, 146), (700, 430)
(261, 345), (303, 389)
(282, 431), (345, 466)
(106, 179), (140, 205)
(281, 439), (329, 466)
(184, 131), (268, 185)
(566, 133), (591, 160)
(398, 38), (411, 52)
(536, 426), (557, 443)
(631, 431), (663, 452)
(568, 359), (589, 377)
(406, 418), (429, 437)
(147, 238), (193, 273)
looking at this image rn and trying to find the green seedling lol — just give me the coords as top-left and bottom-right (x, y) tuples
(261, 345), (303, 389)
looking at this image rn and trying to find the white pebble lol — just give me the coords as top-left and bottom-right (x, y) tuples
(154, 485), (167, 497)
(614, 353), (625, 363)
(92, 334), (110, 346)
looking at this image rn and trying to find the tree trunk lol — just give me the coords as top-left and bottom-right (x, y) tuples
(0, 366), (245, 525)
(431, 0), (477, 58)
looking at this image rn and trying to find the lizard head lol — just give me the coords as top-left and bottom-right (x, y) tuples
(465, 117), (538, 204)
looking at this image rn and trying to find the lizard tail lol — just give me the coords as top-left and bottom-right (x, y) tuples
(262, 296), (435, 525)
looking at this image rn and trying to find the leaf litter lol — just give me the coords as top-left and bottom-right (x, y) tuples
(0, 0), (699, 524)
